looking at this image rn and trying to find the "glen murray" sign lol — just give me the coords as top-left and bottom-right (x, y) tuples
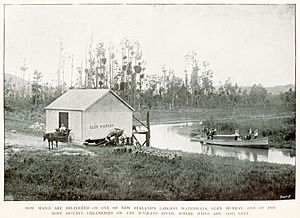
(90, 124), (114, 130)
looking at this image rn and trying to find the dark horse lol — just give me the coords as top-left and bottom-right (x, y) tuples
(43, 133), (58, 149)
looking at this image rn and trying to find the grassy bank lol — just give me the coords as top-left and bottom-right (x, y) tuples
(5, 147), (295, 201)
(5, 109), (45, 136)
(134, 104), (294, 124)
(136, 106), (295, 150)
(5, 104), (295, 150)
(173, 115), (295, 150)
(5, 103), (294, 128)
(136, 105), (295, 150)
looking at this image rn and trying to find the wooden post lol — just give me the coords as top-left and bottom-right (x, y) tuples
(146, 111), (150, 147)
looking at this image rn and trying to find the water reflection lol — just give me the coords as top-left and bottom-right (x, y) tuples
(203, 144), (268, 162)
(138, 123), (295, 166)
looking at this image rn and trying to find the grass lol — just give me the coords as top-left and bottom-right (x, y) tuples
(135, 105), (296, 150)
(5, 103), (295, 149)
(5, 110), (45, 136)
(4, 147), (295, 201)
(140, 104), (296, 150)
(4, 104), (295, 200)
(134, 104), (294, 124)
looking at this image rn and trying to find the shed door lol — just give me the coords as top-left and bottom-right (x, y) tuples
(59, 112), (69, 128)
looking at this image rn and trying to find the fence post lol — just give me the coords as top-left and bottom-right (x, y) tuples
(146, 111), (150, 147)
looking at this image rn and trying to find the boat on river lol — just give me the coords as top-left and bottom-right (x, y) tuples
(193, 136), (269, 149)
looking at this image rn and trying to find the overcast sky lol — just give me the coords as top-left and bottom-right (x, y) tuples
(4, 4), (295, 87)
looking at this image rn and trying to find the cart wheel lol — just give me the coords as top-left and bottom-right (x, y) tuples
(68, 132), (74, 145)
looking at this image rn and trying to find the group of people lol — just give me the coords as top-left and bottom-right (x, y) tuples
(247, 128), (259, 140)
(234, 128), (259, 141)
(202, 127), (217, 139)
(202, 126), (259, 141)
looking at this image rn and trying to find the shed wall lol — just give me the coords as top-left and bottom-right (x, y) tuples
(87, 92), (132, 113)
(46, 110), (83, 141)
(46, 110), (58, 133)
(46, 92), (133, 141)
(83, 111), (132, 139)
(83, 92), (133, 140)
(69, 111), (83, 140)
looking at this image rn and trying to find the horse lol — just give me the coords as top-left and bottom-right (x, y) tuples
(43, 133), (58, 149)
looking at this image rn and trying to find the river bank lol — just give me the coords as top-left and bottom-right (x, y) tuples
(133, 104), (295, 124)
(149, 123), (295, 165)
(4, 105), (296, 200)
(4, 142), (295, 201)
(5, 105), (295, 152)
(168, 112), (295, 151)
(4, 110), (296, 201)
(5, 104), (295, 135)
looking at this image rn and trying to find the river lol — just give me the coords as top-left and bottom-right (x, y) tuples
(135, 122), (295, 165)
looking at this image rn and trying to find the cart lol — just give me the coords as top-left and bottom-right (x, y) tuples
(55, 128), (75, 145)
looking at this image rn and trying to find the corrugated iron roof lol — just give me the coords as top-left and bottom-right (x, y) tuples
(45, 89), (134, 111)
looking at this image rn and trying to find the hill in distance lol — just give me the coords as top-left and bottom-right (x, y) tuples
(240, 84), (295, 95)
(265, 84), (295, 95)
(5, 73), (31, 88)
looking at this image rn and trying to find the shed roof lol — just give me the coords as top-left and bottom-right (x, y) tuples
(45, 89), (134, 111)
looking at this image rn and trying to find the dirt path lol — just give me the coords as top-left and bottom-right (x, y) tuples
(5, 131), (46, 149)
(4, 131), (94, 156)
(4, 131), (95, 201)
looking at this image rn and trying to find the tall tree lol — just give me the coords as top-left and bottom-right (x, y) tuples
(185, 51), (200, 106)
(31, 70), (43, 105)
(95, 43), (107, 88)
(86, 36), (95, 88)
(249, 84), (267, 104)
(280, 88), (296, 110)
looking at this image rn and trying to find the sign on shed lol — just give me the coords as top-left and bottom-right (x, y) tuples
(45, 89), (134, 142)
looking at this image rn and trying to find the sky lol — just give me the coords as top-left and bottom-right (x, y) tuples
(4, 4), (295, 87)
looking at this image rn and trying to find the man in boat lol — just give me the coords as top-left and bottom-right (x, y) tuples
(253, 130), (259, 139)
(207, 128), (217, 140)
(234, 130), (240, 140)
(202, 126), (208, 138)
(246, 128), (253, 140)
(207, 128), (212, 139)
(212, 128), (217, 136)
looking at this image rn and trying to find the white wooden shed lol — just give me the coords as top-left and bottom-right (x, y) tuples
(45, 89), (134, 142)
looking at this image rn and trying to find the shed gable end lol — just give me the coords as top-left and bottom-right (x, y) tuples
(86, 92), (132, 112)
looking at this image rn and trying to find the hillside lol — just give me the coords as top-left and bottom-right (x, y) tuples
(238, 84), (295, 95)
(265, 84), (295, 95)
(5, 73), (31, 89)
